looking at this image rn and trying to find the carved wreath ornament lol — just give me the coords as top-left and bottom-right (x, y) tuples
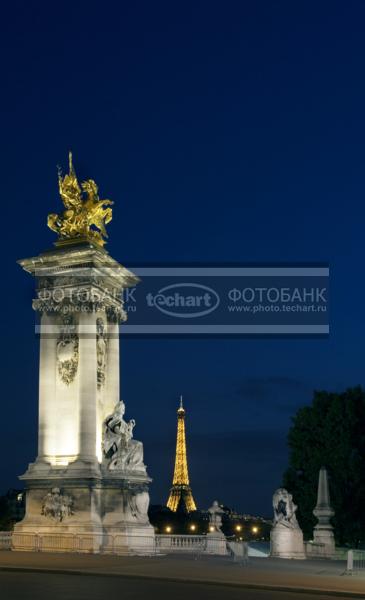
(57, 317), (79, 385)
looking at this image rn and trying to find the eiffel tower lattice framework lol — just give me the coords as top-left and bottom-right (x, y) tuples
(166, 397), (197, 512)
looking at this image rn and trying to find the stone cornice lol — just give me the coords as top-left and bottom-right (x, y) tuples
(32, 298), (127, 323)
(18, 242), (139, 290)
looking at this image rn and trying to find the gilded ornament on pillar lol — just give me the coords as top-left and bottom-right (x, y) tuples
(47, 152), (113, 247)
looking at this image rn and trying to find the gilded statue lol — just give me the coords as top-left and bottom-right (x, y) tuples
(47, 152), (113, 246)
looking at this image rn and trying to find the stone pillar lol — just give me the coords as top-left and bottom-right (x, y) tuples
(15, 239), (153, 554)
(77, 310), (98, 463)
(312, 467), (335, 557)
(38, 313), (57, 460)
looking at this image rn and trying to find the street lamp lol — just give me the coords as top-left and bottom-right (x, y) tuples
(165, 526), (172, 533)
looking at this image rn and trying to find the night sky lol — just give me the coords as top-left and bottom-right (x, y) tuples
(1, 1), (365, 516)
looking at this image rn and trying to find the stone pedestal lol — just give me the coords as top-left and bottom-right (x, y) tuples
(205, 532), (228, 555)
(270, 526), (306, 559)
(206, 501), (227, 555)
(13, 241), (154, 554)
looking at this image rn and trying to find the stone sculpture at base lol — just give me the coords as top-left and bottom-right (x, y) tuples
(12, 155), (154, 555)
(208, 500), (224, 533)
(206, 501), (227, 555)
(270, 488), (306, 559)
(103, 401), (146, 473)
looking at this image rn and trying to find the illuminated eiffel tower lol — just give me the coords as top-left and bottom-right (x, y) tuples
(166, 396), (197, 512)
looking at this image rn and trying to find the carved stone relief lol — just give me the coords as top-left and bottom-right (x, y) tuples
(57, 316), (78, 385)
(96, 317), (107, 388)
(41, 488), (74, 522)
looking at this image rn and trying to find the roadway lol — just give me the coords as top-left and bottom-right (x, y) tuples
(0, 552), (364, 598)
(0, 571), (357, 600)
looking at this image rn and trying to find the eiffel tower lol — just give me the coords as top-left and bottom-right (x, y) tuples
(166, 397), (197, 512)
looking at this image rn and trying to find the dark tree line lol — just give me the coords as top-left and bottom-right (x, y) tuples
(284, 386), (365, 546)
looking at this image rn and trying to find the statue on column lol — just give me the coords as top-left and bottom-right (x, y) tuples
(14, 153), (155, 555)
(102, 401), (146, 472)
(47, 151), (113, 247)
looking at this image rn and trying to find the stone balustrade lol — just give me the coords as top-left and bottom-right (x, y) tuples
(0, 532), (230, 556)
(0, 532), (12, 550)
(156, 534), (207, 553)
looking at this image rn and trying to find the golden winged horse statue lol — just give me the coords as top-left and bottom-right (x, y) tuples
(47, 152), (113, 247)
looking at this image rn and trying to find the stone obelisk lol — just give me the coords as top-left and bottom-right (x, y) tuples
(12, 154), (154, 554)
(312, 467), (335, 557)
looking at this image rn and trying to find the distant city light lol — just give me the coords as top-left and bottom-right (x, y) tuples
(235, 524), (242, 532)
(165, 526), (172, 533)
(190, 524), (196, 531)
(252, 526), (259, 534)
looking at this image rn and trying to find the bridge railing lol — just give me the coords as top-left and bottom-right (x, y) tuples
(226, 539), (249, 565)
(10, 532), (156, 555)
(0, 532), (12, 550)
(346, 550), (365, 574)
(1, 531), (228, 556)
(155, 534), (206, 553)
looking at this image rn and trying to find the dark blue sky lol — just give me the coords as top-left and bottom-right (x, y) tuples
(1, 1), (365, 515)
